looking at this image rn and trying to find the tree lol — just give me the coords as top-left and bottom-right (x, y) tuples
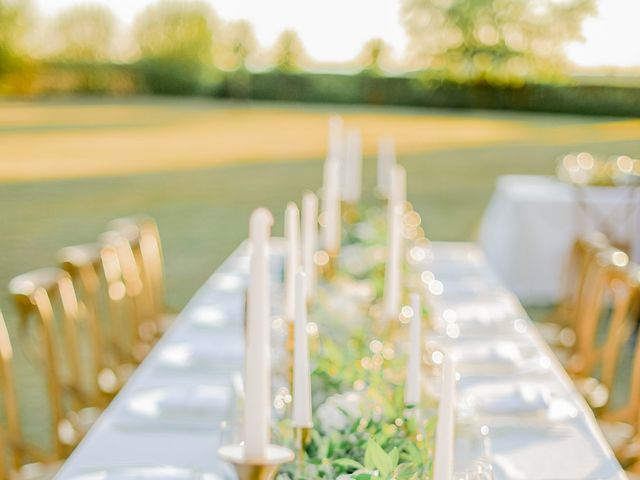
(134, 0), (217, 65)
(401, 0), (595, 84)
(133, 0), (218, 93)
(50, 3), (116, 62)
(358, 38), (389, 74)
(220, 20), (257, 71)
(272, 30), (305, 72)
(0, 0), (32, 78)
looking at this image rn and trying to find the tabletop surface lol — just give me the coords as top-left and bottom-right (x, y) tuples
(55, 240), (626, 480)
(496, 174), (640, 202)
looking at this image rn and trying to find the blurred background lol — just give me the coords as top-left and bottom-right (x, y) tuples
(1, 0), (639, 450)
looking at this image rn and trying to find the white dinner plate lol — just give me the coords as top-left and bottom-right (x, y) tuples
(118, 384), (230, 429)
(66, 466), (221, 480)
(157, 341), (243, 370)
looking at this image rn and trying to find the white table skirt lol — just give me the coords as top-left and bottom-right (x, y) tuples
(479, 175), (640, 305)
(55, 240), (626, 480)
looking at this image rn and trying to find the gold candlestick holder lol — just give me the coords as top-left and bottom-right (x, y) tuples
(287, 319), (294, 393)
(294, 426), (312, 474)
(316, 250), (337, 280)
(341, 201), (359, 224)
(218, 444), (294, 480)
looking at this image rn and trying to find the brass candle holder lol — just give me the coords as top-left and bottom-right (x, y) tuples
(316, 250), (337, 280)
(218, 444), (294, 480)
(287, 319), (294, 393)
(294, 426), (312, 474)
(341, 201), (359, 224)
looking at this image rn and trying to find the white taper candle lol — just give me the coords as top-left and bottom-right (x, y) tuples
(284, 202), (300, 321)
(404, 293), (422, 407)
(377, 137), (396, 198)
(301, 191), (318, 299)
(342, 129), (362, 204)
(293, 268), (313, 428)
(382, 165), (406, 322)
(328, 115), (344, 160)
(433, 355), (456, 480)
(244, 208), (274, 460)
(321, 158), (341, 255)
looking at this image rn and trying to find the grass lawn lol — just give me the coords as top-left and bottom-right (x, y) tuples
(1, 97), (639, 447)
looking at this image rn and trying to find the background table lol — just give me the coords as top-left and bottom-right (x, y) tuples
(479, 175), (640, 305)
(55, 240), (626, 480)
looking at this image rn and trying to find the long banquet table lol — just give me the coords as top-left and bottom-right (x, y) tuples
(55, 240), (626, 480)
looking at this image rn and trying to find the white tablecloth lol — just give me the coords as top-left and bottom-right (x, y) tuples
(479, 175), (640, 305)
(55, 240), (626, 480)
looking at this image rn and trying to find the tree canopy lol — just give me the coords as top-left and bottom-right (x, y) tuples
(51, 3), (116, 62)
(401, 0), (595, 84)
(272, 30), (305, 72)
(0, 0), (32, 77)
(134, 0), (217, 65)
(359, 38), (389, 74)
(219, 20), (257, 71)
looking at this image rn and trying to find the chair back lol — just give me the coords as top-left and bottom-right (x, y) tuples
(109, 215), (166, 322)
(100, 231), (154, 362)
(560, 232), (610, 329)
(58, 243), (115, 401)
(9, 268), (86, 457)
(0, 309), (22, 474)
(571, 248), (631, 376)
(597, 264), (640, 424)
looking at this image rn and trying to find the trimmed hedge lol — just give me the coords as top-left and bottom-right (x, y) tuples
(15, 63), (640, 117)
(215, 71), (640, 117)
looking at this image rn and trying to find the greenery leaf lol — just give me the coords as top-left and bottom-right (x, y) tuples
(389, 447), (399, 469)
(334, 458), (365, 471)
(365, 439), (393, 477)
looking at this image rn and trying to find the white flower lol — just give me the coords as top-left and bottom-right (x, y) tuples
(316, 391), (362, 432)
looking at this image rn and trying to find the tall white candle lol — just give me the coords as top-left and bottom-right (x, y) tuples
(284, 202), (300, 321)
(382, 165), (406, 322)
(397, 165), (406, 207)
(328, 115), (344, 160)
(293, 268), (312, 428)
(342, 129), (362, 204)
(301, 191), (318, 299)
(244, 208), (274, 460)
(433, 355), (456, 480)
(404, 293), (422, 407)
(321, 158), (341, 256)
(377, 137), (396, 198)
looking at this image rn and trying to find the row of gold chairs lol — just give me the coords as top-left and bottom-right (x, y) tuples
(1, 215), (170, 479)
(546, 232), (640, 474)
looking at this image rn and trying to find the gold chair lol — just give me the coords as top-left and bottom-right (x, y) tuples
(567, 247), (631, 379)
(58, 243), (132, 399)
(99, 230), (155, 363)
(539, 232), (610, 350)
(108, 215), (173, 335)
(591, 263), (640, 465)
(9, 268), (101, 458)
(0, 309), (59, 479)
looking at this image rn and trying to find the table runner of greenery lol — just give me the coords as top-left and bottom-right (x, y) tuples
(274, 206), (437, 480)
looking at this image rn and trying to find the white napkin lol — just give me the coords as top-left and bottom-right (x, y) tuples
(190, 306), (230, 328)
(208, 273), (245, 292)
(453, 343), (523, 366)
(160, 340), (244, 366)
(455, 302), (518, 324)
(157, 386), (229, 414)
(473, 383), (551, 415)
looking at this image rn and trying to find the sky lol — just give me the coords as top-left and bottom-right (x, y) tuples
(35, 0), (640, 68)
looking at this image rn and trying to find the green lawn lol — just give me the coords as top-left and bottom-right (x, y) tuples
(1, 98), (639, 448)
